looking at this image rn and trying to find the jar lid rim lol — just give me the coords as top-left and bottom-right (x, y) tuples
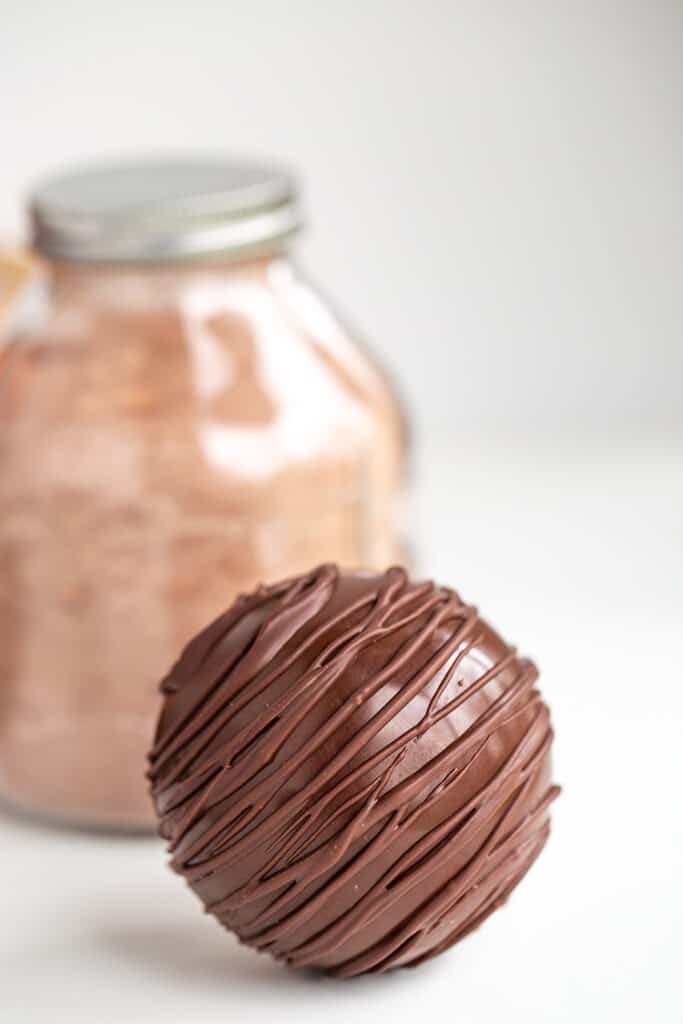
(29, 156), (302, 265)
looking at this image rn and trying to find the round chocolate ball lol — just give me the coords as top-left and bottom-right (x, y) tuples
(148, 565), (559, 977)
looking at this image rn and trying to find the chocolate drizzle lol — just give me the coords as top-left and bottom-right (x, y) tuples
(149, 565), (559, 977)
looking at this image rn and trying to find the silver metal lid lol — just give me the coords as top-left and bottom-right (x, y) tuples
(29, 157), (302, 265)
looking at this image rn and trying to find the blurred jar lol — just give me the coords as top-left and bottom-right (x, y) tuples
(0, 159), (407, 830)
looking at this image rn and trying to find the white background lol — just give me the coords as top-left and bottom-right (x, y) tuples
(1, 3), (682, 1022)
(1, 0), (682, 441)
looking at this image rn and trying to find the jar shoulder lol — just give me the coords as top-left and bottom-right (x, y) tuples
(0, 263), (406, 497)
(1, 262), (401, 427)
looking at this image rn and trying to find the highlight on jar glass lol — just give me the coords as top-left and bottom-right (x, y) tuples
(0, 157), (408, 831)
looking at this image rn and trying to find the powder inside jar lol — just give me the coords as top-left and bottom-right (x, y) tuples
(0, 259), (407, 829)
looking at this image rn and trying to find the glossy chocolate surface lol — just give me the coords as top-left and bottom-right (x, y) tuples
(149, 565), (558, 976)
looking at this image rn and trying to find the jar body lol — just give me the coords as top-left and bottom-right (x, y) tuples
(0, 256), (406, 829)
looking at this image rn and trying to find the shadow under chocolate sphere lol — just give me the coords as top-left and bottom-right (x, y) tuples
(90, 913), (435, 1005)
(95, 920), (287, 989)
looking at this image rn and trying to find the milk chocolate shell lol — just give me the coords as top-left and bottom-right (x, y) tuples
(148, 565), (559, 977)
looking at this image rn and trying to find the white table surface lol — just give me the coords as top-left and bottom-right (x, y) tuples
(3, 435), (682, 1023)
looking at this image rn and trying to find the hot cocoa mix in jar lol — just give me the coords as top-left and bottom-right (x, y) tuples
(0, 159), (407, 829)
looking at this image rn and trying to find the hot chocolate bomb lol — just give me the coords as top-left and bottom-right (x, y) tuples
(149, 565), (559, 977)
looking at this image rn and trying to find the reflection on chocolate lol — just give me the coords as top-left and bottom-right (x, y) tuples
(148, 565), (559, 977)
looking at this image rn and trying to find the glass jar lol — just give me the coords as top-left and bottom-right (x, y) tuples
(0, 159), (407, 830)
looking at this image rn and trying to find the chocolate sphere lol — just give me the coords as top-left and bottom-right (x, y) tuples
(148, 565), (559, 977)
